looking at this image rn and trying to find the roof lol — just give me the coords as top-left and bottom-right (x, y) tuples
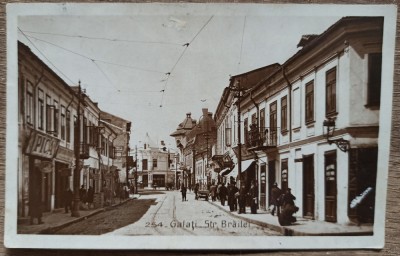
(170, 112), (197, 137)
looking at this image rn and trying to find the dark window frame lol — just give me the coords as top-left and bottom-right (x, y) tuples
(38, 89), (44, 130)
(281, 96), (287, 132)
(305, 80), (315, 124)
(326, 67), (337, 117)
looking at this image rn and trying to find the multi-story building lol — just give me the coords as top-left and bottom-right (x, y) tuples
(170, 112), (197, 188)
(17, 41), (129, 220)
(214, 17), (382, 225)
(171, 109), (217, 190)
(99, 111), (132, 201)
(133, 134), (176, 189)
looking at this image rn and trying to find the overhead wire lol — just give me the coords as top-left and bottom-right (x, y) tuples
(23, 34), (166, 74)
(18, 27), (77, 85)
(159, 15), (214, 108)
(237, 16), (247, 73)
(21, 30), (182, 46)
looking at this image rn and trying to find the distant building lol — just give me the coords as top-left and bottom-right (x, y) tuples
(132, 133), (176, 189)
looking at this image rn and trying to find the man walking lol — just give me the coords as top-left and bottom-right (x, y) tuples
(270, 182), (283, 216)
(64, 187), (73, 214)
(219, 183), (228, 206)
(181, 184), (187, 201)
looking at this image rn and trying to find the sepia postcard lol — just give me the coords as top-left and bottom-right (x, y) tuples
(4, 3), (397, 250)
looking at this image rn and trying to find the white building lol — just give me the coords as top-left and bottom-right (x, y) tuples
(214, 17), (382, 225)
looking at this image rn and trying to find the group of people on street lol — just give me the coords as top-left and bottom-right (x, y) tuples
(63, 185), (95, 214)
(270, 182), (299, 226)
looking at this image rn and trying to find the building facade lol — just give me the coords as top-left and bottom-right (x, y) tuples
(18, 41), (130, 220)
(214, 17), (382, 225)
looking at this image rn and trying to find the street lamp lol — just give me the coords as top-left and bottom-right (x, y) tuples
(323, 118), (350, 152)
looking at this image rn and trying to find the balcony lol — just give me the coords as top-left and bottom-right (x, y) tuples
(245, 126), (278, 152)
(79, 143), (90, 159)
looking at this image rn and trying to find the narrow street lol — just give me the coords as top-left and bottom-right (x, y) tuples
(105, 190), (280, 236)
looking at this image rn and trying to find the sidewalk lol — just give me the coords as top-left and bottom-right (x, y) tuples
(209, 200), (373, 236)
(18, 195), (139, 235)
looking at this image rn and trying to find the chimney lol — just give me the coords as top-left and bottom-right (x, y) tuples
(186, 112), (191, 118)
(202, 108), (208, 116)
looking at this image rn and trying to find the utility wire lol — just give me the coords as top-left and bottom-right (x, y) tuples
(18, 27), (77, 85)
(24, 34), (165, 74)
(237, 16), (247, 73)
(92, 60), (120, 92)
(159, 15), (214, 108)
(21, 30), (182, 46)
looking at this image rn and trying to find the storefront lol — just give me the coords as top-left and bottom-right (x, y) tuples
(24, 129), (60, 216)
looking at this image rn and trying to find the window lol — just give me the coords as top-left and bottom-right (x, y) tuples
(83, 117), (87, 144)
(225, 118), (231, 147)
(243, 118), (248, 144)
(269, 101), (277, 144)
(281, 96), (287, 131)
(38, 89), (44, 130)
(61, 105), (66, 140)
(153, 159), (158, 168)
(305, 80), (314, 123)
(66, 110), (71, 143)
(46, 95), (52, 132)
(142, 159), (148, 170)
(53, 100), (59, 136)
(326, 67), (337, 116)
(251, 113), (257, 126)
(259, 108), (265, 129)
(367, 53), (382, 106)
(26, 81), (34, 125)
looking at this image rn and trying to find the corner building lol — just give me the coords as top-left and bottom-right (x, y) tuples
(214, 17), (382, 225)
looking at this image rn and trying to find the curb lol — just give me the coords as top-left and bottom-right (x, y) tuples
(208, 201), (285, 235)
(38, 198), (133, 234)
(208, 201), (373, 236)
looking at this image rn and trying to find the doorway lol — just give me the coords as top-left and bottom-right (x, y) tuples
(268, 160), (276, 207)
(303, 155), (315, 218)
(325, 151), (337, 222)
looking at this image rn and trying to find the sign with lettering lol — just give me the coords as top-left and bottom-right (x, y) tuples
(25, 129), (60, 159)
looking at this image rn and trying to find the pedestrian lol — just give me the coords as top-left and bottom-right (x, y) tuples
(210, 184), (217, 201)
(217, 182), (222, 201)
(219, 183), (228, 206)
(87, 186), (94, 209)
(64, 187), (73, 213)
(181, 184), (187, 201)
(29, 177), (43, 225)
(270, 182), (283, 216)
(249, 180), (258, 214)
(238, 185), (247, 214)
(79, 185), (87, 204)
(228, 182), (239, 212)
(278, 188), (299, 226)
(194, 183), (199, 200)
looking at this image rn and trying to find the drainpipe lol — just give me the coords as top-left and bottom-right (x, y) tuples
(282, 66), (292, 143)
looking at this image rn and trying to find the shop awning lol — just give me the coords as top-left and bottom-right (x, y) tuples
(240, 159), (256, 175)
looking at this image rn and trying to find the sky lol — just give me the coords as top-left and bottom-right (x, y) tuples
(16, 5), (341, 147)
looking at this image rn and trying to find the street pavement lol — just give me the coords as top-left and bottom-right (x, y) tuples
(105, 190), (280, 236)
(18, 189), (373, 236)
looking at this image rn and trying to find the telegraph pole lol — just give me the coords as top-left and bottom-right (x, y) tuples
(134, 144), (138, 194)
(125, 122), (131, 187)
(72, 81), (82, 217)
(236, 80), (242, 185)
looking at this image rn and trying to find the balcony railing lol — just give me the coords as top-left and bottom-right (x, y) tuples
(245, 126), (278, 151)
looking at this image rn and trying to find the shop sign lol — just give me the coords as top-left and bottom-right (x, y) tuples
(26, 130), (60, 159)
